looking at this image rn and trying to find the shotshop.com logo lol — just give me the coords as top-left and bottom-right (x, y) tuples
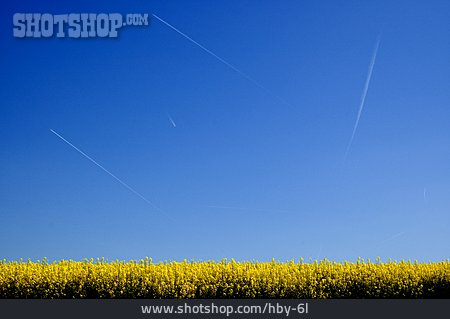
(13, 13), (149, 38)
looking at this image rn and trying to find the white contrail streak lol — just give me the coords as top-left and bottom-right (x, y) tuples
(207, 205), (294, 214)
(50, 129), (170, 219)
(167, 114), (177, 127)
(316, 245), (323, 262)
(378, 231), (405, 246)
(423, 187), (427, 203)
(152, 14), (292, 107)
(344, 34), (382, 159)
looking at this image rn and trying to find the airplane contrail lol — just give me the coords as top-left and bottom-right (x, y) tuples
(152, 14), (292, 108)
(344, 33), (382, 160)
(49, 129), (171, 219)
(167, 114), (177, 127)
(377, 231), (405, 246)
(207, 205), (294, 214)
(423, 187), (427, 204)
(316, 245), (323, 262)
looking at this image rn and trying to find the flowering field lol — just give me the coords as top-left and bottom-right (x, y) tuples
(1, 259), (449, 298)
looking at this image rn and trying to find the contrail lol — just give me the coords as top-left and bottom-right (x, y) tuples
(50, 129), (171, 219)
(344, 33), (382, 159)
(316, 245), (323, 262)
(423, 187), (427, 204)
(152, 14), (292, 107)
(207, 205), (294, 214)
(377, 231), (405, 246)
(167, 114), (177, 127)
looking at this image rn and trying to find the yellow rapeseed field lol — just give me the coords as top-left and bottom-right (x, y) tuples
(0, 258), (449, 298)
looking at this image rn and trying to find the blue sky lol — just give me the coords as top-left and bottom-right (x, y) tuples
(0, 0), (449, 262)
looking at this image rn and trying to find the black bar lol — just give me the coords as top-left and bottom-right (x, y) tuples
(0, 299), (448, 319)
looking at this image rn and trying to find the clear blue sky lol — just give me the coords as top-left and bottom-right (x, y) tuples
(1, 0), (449, 262)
